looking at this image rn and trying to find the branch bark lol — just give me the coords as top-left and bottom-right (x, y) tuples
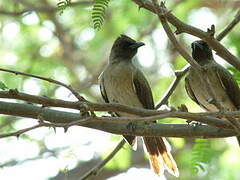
(0, 100), (237, 138)
(132, 0), (240, 70)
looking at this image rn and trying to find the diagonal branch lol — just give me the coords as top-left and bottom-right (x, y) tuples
(153, 5), (240, 109)
(0, 68), (85, 101)
(132, 0), (240, 70)
(155, 65), (190, 108)
(151, 0), (201, 70)
(216, 9), (240, 41)
(80, 139), (126, 180)
(0, 124), (44, 138)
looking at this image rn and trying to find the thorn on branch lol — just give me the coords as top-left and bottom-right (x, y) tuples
(207, 24), (215, 37)
(64, 126), (69, 133)
(16, 134), (20, 139)
(178, 104), (188, 112)
(9, 89), (18, 95)
(53, 127), (57, 133)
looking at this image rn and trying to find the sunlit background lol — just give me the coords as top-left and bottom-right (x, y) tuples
(0, 0), (240, 179)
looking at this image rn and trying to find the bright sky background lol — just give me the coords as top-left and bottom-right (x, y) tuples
(0, 6), (239, 180)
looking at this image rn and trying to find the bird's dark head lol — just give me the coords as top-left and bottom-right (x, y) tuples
(191, 40), (213, 65)
(110, 34), (145, 62)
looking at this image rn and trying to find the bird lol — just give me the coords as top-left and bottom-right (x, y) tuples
(99, 34), (179, 176)
(185, 40), (240, 144)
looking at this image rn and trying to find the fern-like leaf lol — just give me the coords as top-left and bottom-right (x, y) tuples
(0, 81), (8, 90)
(191, 139), (211, 175)
(92, 0), (111, 30)
(57, 0), (71, 15)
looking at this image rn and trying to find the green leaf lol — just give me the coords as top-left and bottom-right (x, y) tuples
(92, 0), (111, 30)
(0, 81), (8, 90)
(57, 0), (71, 15)
(191, 139), (211, 175)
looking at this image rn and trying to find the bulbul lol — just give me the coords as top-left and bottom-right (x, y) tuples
(99, 35), (178, 176)
(185, 40), (240, 144)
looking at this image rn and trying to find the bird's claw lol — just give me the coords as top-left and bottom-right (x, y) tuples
(126, 122), (137, 132)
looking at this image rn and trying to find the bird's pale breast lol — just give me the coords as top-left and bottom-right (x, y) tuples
(188, 63), (236, 111)
(102, 61), (143, 116)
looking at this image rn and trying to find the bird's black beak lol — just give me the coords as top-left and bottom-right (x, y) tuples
(191, 41), (204, 52)
(130, 42), (145, 49)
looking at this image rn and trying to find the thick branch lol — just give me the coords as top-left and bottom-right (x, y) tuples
(0, 101), (236, 138)
(1, 90), (240, 128)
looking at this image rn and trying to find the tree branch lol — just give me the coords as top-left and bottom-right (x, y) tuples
(132, 0), (240, 70)
(80, 139), (126, 180)
(151, 0), (201, 70)
(0, 124), (44, 138)
(216, 9), (240, 41)
(1, 90), (240, 128)
(0, 68), (85, 101)
(154, 7), (240, 108)
(0, 100), (237, 138)
(155, 65), (190, 108)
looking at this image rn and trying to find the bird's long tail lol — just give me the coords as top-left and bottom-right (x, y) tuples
(143, 137), (179, 177)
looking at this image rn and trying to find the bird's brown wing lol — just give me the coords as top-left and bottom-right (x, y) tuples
(185, 76), (199, 105)
(185, 75), (209, 110)
(214, 64), (240, 146)
(133, 70), (154, 109)
(99, 75), (109, 103)
(216, 65), (240, 109)
(99, 73), (136, 147)
(133, 69), (179, 177)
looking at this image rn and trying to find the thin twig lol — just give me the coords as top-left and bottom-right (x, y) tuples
(216, 9), (240, 41)
(0, 68), (85, 101)
(0, 124), (43, 138)
(155, 65), (190, 109)
(80, 139), (126, 180)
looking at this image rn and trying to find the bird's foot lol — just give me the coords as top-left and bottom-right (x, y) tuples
(79, 102), (90, 117)
(188, 122), (202, 127)
(126, 122), (137, 132)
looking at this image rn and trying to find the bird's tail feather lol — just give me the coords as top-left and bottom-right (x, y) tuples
(236, 136), (240, 147)
(143, 137), (179, 177)
(123, 135), (137, 150)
